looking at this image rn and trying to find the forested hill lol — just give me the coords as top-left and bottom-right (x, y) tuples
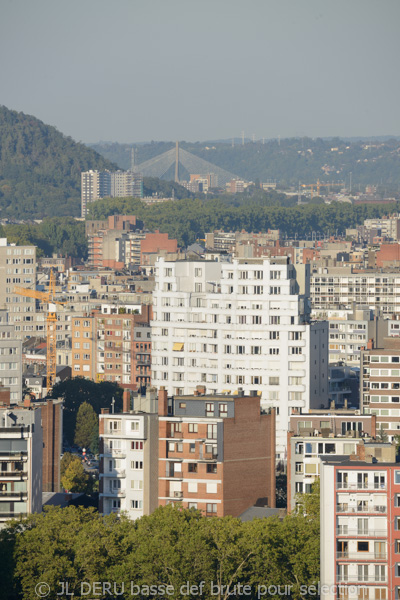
(90, 137), (400, 188)
(0, 106), (117, 219)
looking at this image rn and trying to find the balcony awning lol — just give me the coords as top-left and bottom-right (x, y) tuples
(172, 342), (184, 351)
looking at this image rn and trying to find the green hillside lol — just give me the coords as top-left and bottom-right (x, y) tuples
(90, 137), (400, 189)
(0, 106), (117, 219)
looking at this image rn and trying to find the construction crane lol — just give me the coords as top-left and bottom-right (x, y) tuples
(14, 270), (64, 392)
(301, 180), (343, 199)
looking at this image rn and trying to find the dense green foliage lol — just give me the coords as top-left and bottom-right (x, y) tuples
(0, 105), (117, 218)
(49, 378), (123, 445)
(88, 195), (400, 247)
(74, 402), (99, 450)
(0, 489), (320, 600)
(91, 138), (400, 188)
(60, 455), (95, 494)
(3, 217), (87, 259)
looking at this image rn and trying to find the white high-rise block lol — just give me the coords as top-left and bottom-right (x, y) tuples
(151, 257), (329, 458)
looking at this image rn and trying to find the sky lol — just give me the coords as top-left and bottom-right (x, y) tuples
(1, 0), (399, 144)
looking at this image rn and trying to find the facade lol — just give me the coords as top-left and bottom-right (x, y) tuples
(311, 268), (400, 317)
(71, 305), (152, 390)
(81, 171), (143, 217)
(158, 388), (276, 517)
(320, 456), (400, 600)
(326, 307), (391, 367)
(151, 257), (329, 458)
(287, 412), (377, 510)
(0, 406), (42, 525)
(0, 310), (22, 404)
(99, 391), (158, 519)
(0, 238), (37, 339)
(360, 337), (400, 441)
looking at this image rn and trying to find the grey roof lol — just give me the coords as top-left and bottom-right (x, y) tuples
(239, 507), (285, 522)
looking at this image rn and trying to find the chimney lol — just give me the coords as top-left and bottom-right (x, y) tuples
(367, 338), (374, 350)
(158, 387), (168, 416)
(23, 395), (31, 408)
(101, 408), (109, 415)
(344, 398), (348, 409)
(123, 389), (131, 413)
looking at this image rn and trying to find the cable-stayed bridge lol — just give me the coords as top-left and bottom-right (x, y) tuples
(136, 144), (239, 186)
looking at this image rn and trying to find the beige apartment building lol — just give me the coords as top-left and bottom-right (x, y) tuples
(0, 239), (36, 339)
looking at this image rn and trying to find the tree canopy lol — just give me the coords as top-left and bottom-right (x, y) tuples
(49, 378), (123, 445)
(0, 486), (320, 600)
(74, 402), (98, 450)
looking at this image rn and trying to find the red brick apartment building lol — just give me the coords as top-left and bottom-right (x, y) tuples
(321, 454), (400, 600)
(158, 387), (276, 517)
(72, 305), (152, 390)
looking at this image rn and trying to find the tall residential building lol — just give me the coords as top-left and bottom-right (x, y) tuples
(0, 238), (36, 339)
(151, 257), (329, 459)
(71, 305), (152, 390)
(99, 390), (158, 519)
(158, 388), (276, 517)
(320, 454), (400, 600)
(81, 171), (143, 217)
(311, 267), (400, 317)
(360, 336), (400, 441)
(0, 405), (42, 525)
(0, 310), (22, 404)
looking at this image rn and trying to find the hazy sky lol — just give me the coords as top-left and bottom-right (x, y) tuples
(1, 0), (399, 143)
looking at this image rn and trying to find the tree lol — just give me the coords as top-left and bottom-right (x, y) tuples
(61, 457), (92, 493)
(377, 424), (389, 443)
(49, 378), (123, 445)
(74, 402), (98, 449)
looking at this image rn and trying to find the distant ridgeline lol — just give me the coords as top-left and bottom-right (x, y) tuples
(90, 137), (400, 188)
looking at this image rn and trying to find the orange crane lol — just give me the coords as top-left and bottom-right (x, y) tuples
(301, 180), (343, 199)
(14, 270), (64, 392)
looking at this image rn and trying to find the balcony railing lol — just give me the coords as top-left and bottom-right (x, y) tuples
(336, 505), (387, 514)
(337, 482), (387, 491)
(336, 528), (387, 537)
(0, 471), (28, 478)
(336, 552), (387, 560)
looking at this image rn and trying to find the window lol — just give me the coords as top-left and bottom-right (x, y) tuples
(131, 421), (139, 431)
(188, 423), (198, 433)
(206, 483), (217, 494)
(219, 403), (228, 417)
(207, 424), (217, 439)
(188, 463), (197, 473)
(207, 464), (217, 474)
(206, 403), (214, 416)
(131, 500), (143, 509)
(188, 502), (198, 509)
(357, 542), (369, 552)
(269, 348), (279, 355)
(206, 503), (217, 514)
(189, 443), (195, 453)
(131, 461), (143, 469)
(269, 377), (279, 385)
(131, 441), (143, 450)
(269, 331), (279, 340)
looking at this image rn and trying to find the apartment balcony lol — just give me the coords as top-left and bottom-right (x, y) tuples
(336, 505), (387, 514)
(0, 471), (28, 480)
(336, 552), (387, 560)
(0, 491), (28, 500)
(336, 528), (387, 537)
(337, 576), (387, 584)
(337, 483), (387, 491)
(0, 452), (27, 460)
(101, 470), (126, 478)
(100, 489), (126, 498)
(102, 449), (126, 458)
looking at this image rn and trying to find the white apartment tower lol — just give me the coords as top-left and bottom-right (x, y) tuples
(151, 257), (329, 458)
